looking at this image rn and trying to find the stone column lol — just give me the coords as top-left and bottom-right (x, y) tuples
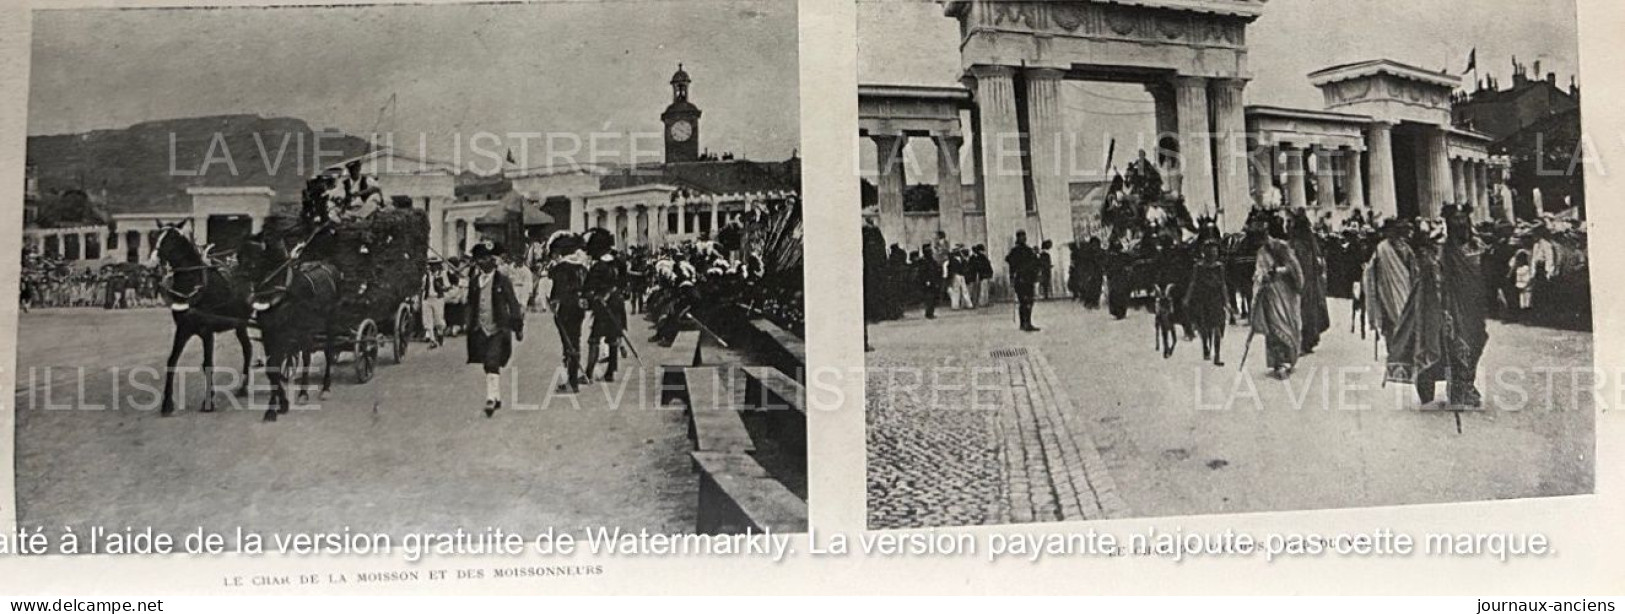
(1250, 143), (1275, 205)
(651, 204), (665, 247)
(464, 218), (477, 252)
(1426, 128), (1453, 217)
(1147, 81), (1180, 194)
(567, 197), (585, 232)
(934, 134), (966, 245)
(968, 64), (1025, 296)
(1344, 148), (1367, 210)
(615, 207), (628, 247)
(1210, 78), (1249, 233)
(1313, 147), (1339, 208)
(192, 214), (209, 246)
(1366, 122), (1399, 219)
(1147, 82), (1178, 146)
(1451, 158), (1467, 204)
(1475, 162), (1491, 220)
(708, 198), (720, 237)
(1175, 76), (1216, 217)
(1025, 67), (1070, 294)
(1282, 145), (1308, 209)
(871, 132), (905, 247)
(675, 200), (688, 236)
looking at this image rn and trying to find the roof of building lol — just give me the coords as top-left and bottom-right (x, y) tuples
(945, 0), (1266, 19)
(600, 157), (800, 197)
(1246, 105), (1374, 125)
(1309, 59), (1461, 89)
(1456, 78), (1575, 108)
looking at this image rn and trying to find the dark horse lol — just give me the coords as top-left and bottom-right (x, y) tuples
(1222, 208), (1271, 323)
(148, 221), (254, 416)
(237, 231), (342, 422)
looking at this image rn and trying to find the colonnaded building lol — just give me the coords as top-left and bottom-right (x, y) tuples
(23, 65), (799, 269)
(859, 0), (1549, 296)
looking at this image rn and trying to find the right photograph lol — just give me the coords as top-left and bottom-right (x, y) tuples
(858, 0), (1593, 529)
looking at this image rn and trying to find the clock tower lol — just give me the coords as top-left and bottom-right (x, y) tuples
(661, 63), (702, 163)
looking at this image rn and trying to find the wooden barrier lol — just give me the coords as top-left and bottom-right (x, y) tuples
(741, 366), (806, 417)
(752, 319), (805, 380)
(683, 367), (754, 454)
(692, 451), (808, 534)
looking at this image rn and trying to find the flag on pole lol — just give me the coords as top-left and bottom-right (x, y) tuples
(1464, 48), (1477, 75)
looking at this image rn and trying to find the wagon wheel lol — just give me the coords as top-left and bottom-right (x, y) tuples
(392, 302), (412, 363)
(353, 318), (379, 383)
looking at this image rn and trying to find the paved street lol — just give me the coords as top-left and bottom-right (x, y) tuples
(866, 297), (1595, 529)
(14, 307), (697, 544)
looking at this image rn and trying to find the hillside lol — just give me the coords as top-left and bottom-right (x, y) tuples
(26, 114), (373, 216)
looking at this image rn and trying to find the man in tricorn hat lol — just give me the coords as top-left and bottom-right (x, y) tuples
(582, 228), (626, 383)
(466, 242), (525, 417)
(547, 231), (591, 394)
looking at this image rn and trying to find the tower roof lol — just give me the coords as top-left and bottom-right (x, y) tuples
(671, 63), (691, 86)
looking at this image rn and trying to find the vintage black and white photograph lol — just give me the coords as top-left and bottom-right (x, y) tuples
(16, 0), (806, 543)
(859, 0), (1592, 528)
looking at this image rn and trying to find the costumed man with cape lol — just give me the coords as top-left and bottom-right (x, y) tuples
(1364, 218), (1415, 342)
(1289, 208), (1331, 354)
(1385, 205), (1489, 409)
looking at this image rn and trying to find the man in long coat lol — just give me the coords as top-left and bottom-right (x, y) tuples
(1364, 219), (1415, 341)
(547, 232), (591, 394)
(583, 228), (626, 383)
(1251, 214), (1304, 378)
(1387, 207), (1489, 409)
(1006, 230), (1042, 332)
(466, 243), (525, 416)
(1290, 208), (1330, 354)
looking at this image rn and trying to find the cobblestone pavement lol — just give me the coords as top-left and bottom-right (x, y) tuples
(866, 351), (1008, 529)
(865, 344), (1128, 529)
(15, 307), (698, 543)
(866, 296), (1594, 523)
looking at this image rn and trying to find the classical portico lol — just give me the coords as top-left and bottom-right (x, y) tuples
(583, 185), (679, 248)
(945, 0), (1264, 294)
(858, 84), (971, 251)
(1307, 60), (1502, 220)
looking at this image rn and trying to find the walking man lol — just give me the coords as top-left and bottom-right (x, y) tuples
(1038, 240), (1055, 300)
(1387, 207), (1489, 409)
(465, 243), (525, 417)
(422, 256), (450, 348)
(917, 243), (943, 319)
(1007, 230), (1042, 332)
(547, 232), (591, 394)
(1251, 214), (1304, 379)
(583, 228), (626, 384)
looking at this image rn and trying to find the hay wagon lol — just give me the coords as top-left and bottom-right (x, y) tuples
(268, 207), (430, 384)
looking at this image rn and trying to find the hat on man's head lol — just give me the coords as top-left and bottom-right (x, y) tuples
(470, 243), (493, 259)
(547, 230), (582, 255)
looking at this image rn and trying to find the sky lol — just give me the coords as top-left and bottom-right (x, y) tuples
(27, 0), (801, 169)
(856, 0), (1582, 182)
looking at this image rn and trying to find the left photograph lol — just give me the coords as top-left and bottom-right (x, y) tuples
(16, 0), (806, 543)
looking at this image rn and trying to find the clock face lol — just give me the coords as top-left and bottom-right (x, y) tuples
(669, 120), (693, 143)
